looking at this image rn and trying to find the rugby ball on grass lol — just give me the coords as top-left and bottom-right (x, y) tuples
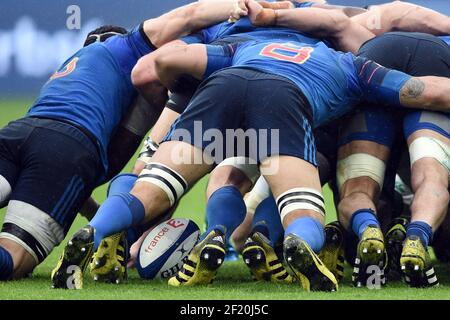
(136, 218), (200, 280)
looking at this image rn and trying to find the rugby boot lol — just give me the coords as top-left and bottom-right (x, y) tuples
(352, 225), (387, 288)
(385, 216), (408, 280)
(51, 226), (95, 289)
(242, 231), (293, 283)
(284, 234), (338, 292)
(318, 221), (345, 283)
(168, 229), (226, 287)
(400, 235), (439, 288)
(90, 232), (128, 284)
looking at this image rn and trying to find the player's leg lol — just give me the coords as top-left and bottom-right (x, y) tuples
(239, 145), (337, 281)
(86, 96), (169, 280)
(204, 158), (257, 241)
(2, 141), (73, 281)
(202, 158), (257, 263)
(400, 111), (449, 287)
(87, 172), (137, 282)
(0, 119), (37, 281)
(90, 106), (181, 282)
(304, 126), (349, 283)
(169, 152), (257, 282)
(243, 71), (336, 291)
(389, 35), (450, 287)
(241, 177), (293, 283)
(2, 118), (104, 289)
(56, 139), (212, 289)
(336, 109), (396, 287)
(236, 177), (272, 252)
(91, 91), (191, 280)
(0, 238), (35, 280)
(262, 155), (338, 292)
(4, 118), (103, 286)
(112, 104), (182, 202)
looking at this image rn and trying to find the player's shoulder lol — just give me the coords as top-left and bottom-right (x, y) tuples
(64, 42), (113, 69)
(102, 24), (154, 57)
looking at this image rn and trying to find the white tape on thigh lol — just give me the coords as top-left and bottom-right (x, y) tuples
(409, 137), (450, 174)
(216, 157), (260, 184)
(137, 163), (188, 206)
(0, 175), (12, 206)
(0, 200), (64, 264)
(337, 153), (386, 191)
(276, 188), (325, 222)
(244, 176), (271, 215)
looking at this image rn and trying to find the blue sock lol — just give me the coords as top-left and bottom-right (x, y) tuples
(406, 221), (433, 247)
(107, 174), (137, 197)
(350, 209), (380, 240)
(106, 174), (143, 245)
(252, 196), (284, 246)
(202, 186), (246, 241)
(0, 246), (13, 281)
(285, 217), (325, 253)
(89, 193), (145, 249)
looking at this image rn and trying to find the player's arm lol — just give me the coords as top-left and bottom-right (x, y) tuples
(132, 42), (207, 94)
(245, 0), (374, 53)
(152, 43), (234, 91)
(352, 1), (450, 36)
(399, 77), (450, 113)
(295, 0), (327, 3)
(315, 5), (367, 17)
(354, 57), (450, 114)
(143, 0), (247, 48)
(152, 44), (208, 90)
(289, 0), (368, 17)
(258, 0), (367, 17)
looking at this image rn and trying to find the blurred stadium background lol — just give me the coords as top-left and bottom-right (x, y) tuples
(0, 0), (449, 99)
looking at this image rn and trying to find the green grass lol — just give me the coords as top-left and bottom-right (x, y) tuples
(0, 100), (448, 300)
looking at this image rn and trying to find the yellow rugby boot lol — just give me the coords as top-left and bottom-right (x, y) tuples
(352, 225), (387, 288)
(385, 217), (408, 280)
(242, 232), (293, 283)
(284, 234), (338, 292)
(400, 235), (439, 288)
(319, 221), (345, 283)
(89, 232), (128, 284)
(51, 226), (95, 289)
(168, 229), (226, 287)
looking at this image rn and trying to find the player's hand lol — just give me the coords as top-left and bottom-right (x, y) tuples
(127, 229), (153, 268)
(245, 0), (277, 26)
(228, 0), (249, 23)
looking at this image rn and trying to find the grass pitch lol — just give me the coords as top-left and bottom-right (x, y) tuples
(0, 99), (448, 300)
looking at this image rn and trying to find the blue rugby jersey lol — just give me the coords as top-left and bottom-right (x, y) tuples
(27, 25), (154, 172)
(205, 38), (411, 126)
